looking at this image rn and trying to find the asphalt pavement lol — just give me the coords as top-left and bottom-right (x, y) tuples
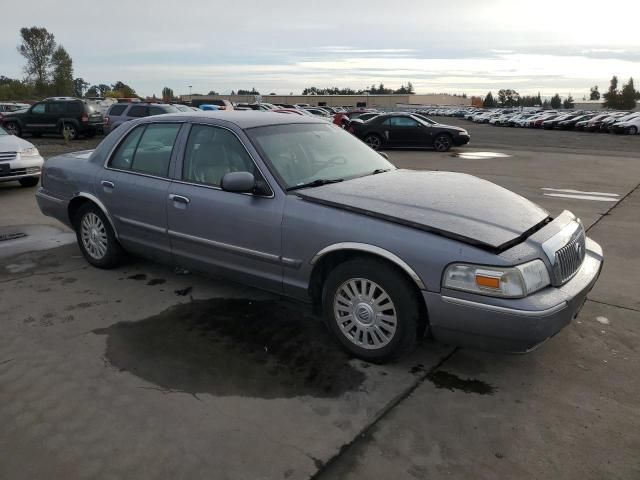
(1, 120), (639, 479)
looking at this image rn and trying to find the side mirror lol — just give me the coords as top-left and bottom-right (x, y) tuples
(221, 171), (255, 193)
(378, 152), (389, 160)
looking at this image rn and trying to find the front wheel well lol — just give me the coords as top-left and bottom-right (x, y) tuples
(308, 250), (429, 336)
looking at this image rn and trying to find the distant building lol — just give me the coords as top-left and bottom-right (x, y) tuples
(181, 93), (472, 109)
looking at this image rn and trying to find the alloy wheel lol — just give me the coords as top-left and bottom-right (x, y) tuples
(81, 212), (108, 260)
(433, 135), (452, 152)
(364, 135), (381, 150)
(333, 277), (397, 350)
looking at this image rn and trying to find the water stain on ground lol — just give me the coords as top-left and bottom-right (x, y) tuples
(426, 370), (496, 395)
(93, 298), (365, 398)
(146, 278), (166, 286)
(127, 273), (147, 281)
(174, 286), (192, 296)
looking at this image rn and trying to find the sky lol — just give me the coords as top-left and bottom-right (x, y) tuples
(2, 0), (640, 98)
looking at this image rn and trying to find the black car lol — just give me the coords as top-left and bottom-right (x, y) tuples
(351, 113), (470, 152)
(1, 97), (104, 140)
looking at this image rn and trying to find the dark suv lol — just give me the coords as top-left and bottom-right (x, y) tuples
(104, 103), (179, 134)
(1, 97), (104, 140)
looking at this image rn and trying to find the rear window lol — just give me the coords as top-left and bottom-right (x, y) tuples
(67, 102), (84, 114)
(150, 105), (179, 115)
(127, 105), (148, 117)
(108, 104), (127, 116)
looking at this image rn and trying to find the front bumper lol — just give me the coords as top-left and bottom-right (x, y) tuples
(0, 154), (44, 183)
(424, 237), (603, 353)
(453, 134), (470, 146)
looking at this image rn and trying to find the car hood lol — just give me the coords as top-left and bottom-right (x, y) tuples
(297, 170), (550, 252)
(434, 124), (467, 132)
(0, 134), (36, 152)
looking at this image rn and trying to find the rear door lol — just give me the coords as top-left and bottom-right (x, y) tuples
(97, 122), (183, 263)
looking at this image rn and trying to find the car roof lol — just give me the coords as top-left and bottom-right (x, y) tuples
(141, 111), (324, 129)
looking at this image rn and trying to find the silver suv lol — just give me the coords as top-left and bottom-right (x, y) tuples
(104, 103), (179, 134)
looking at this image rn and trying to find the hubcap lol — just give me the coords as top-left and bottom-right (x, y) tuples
(434, 136), (451, 151)
(6, 124), (17, 135)
(333, 278), (397, 350)
(80, 212), (108, 259)
(365, 136), (380, 149)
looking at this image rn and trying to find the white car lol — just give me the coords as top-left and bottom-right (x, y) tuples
(612, 114), (640, 135)
(0, 126), (44, 187)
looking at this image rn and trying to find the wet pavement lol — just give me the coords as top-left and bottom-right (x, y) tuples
(1, 123), (639, 479)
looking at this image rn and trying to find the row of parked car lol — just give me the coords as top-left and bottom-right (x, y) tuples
(422, 106), (640, 135)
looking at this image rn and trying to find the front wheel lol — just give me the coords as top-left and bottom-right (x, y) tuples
(74, 203), (126, 268)
(4, 122), (21, 136)
(433, 134), (452, 152)
(364, 134), (382, 151)
(628, 126), (638, 135)
(61, 123), (78, 140)
(322, 258), (421, 363)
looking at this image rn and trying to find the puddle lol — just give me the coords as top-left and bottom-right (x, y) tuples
(0, 225), (75, 260)
(451, 151), (511, 160)
(426, 370), (495, 395)
(93, 298), (365, 398)
(127, 273), (147, 281)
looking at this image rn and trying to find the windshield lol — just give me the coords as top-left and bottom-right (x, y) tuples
(0, 126), (7, 135)
(247, 123), (395, 189)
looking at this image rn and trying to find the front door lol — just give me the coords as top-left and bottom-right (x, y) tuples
(97, 122), (183, 263)
(388, 116), (426, 146)
(167, 124), (284, 293)
(24, 102), (49, 134)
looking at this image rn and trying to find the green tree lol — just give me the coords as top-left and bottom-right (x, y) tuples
(108, 81), (136, 98)
(550, 93), (562, 109)
(603, 76), (620, 109)
(73, 78), (89, 97)
(589, 86), (600, 100)
(483, 91), (497, 108)
(563, 94), (575, 109)
(162, 86), (174, 102)
(17, 26), (56, 93)
(51, 46), (74, 96)
(619, 78), (637, 110)
(497, 89), (520, 107)
(207, 90), (219, 95)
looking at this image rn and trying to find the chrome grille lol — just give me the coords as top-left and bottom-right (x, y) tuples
(553, 228), (586, 284)
(0, 151), (17, 161)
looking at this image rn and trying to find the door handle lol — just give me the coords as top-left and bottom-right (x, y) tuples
(101, 180), (115, 189)
(169, 194), (190, 204)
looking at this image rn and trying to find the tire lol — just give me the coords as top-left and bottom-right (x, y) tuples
(628, 126), (638, 135)
(4, 122), (21, 136)
(18, 177), (39, 187)
(74, 203), (126, 269)
(322, 258), (421, 363)
(433, 133), (452, 152)
(61, 123), (78, 140)
(363, 134), (382, 151)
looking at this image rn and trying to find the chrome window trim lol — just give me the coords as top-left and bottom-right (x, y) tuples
(310, 242), (427, 290)
(441, 296), (567, 317)
(180, 122), (275, 198)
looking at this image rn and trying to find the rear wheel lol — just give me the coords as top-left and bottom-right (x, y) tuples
(61, 123), (78, 140)
(4, 122), (21, 136)
(322, 258), (421, 363)
(74, 203), (125, 268)
(19, 177), (39, 187)
(628, 126), (638, 135)
(364, 134), (382, 151)
(433, 134), (452, 152)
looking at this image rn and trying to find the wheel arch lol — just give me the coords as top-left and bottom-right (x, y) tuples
(67, 193), (119, 239)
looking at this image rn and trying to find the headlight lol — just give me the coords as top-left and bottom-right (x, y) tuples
(458, 130), (468, 135)
(20, 147), (39, 157)
(443, 259), (550, 298)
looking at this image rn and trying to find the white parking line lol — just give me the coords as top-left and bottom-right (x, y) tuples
(543, 193), (619, 202)
(541, 188), (620, 197)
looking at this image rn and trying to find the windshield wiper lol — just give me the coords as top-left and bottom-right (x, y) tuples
(370, 168), (392, 175)
(287, 178), (344, 191)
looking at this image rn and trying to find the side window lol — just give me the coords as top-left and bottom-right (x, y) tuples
(109, 126), (145, 170)
(130, 124), (181, 177)
(382, 118), (392, 126)
(182, 125), (256, 187)
(390, 117), (419, 127)
(108, 104), (127, 116)
(127, 105), (148, 118)
(31, 103), (45, 114)
(68, 102), (83, 114)
(149, 106), (168, 116)
(48, 103), (66, 114)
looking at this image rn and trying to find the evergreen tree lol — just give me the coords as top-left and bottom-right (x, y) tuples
(619, 78), (637, 110)
(589, 86), (600, 100)
(603, 76), (620, 109)
(550, 94), (562, 109)
(50, 46), (74, 96)
(483, 91), (496, 108)
(563, 95), (574, 109)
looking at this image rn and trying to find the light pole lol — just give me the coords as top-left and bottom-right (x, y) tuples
(188, 85), (192, 104)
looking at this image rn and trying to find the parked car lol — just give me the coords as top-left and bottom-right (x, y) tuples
(36, 111), (603, 362)
(0, 102), (29, 113)
(1, 97), (104, 140)
(611, 114), (640, 134)
(104, 103), (179, 134)
(351, 113), (470, 151)
(0, 125), (44, 187)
